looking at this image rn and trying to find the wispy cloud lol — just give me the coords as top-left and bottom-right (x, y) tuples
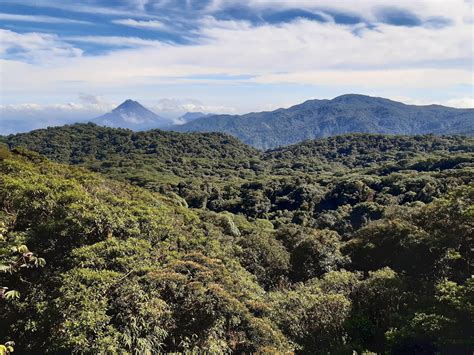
(112, 18), (168, 30)
(1, 94), (113, 114)
(78, 93), (106, 105)
(152, 98), (236, 115)
(205, 0), (467, 26)
(252, 69), (472, 88)
(1, 0), (161, 19)
(0, 29), (82, 63)
(64, 35), (166, 48)
(0, 102), (107, 113)
(2, 14), (471, 88)
(128, 0), (150, 11)
(0, 13), (92, 24)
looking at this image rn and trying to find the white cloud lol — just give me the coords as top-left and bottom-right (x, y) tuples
(209, 0), (471, 25)
(64, 35), (165, 47)
(0, 96), (233, 119)
(0, 13), (92, 24)
(0, 102), (100, 134)
(0, 0), (472, 110)
(112, 18), (167, 30)
(0, 99), (115, 116)
(0, 95), (116, 134)
(152, 98), (236, 116)
(0, 94), (114, 120)
(77, 93), (115, 112)
(445, 97), (474, 108)
(193, 17), (471, 71)
(5, 16), (470, 85)
(380, 95), (474, 108)
(0, 29), (82, 63)
(128, 0), (150, 11)
(252, 69), (472, 88)
(154, 98), (207, 111)
(0, 102), (103, 113)
(78, 93), (104, 105)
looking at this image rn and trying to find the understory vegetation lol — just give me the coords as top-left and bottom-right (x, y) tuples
(1, 124), (473, 354)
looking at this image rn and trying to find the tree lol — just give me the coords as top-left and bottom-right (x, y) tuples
(290, 229), (347, 282)
(268, 272), (354, 353)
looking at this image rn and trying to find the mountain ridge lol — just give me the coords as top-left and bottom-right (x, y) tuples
(170, 94), (474, 149)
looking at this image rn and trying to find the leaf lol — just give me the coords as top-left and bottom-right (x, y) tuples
(4, 290), (20, 300)
(17, 245), (29, 254)
(37, 258), (46, 267)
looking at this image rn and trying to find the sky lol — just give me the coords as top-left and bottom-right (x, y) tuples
(0, 0), (473, 133)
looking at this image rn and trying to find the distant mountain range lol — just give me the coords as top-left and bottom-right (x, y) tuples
(170, 94), (474, 149)
(83, 95), (474, 150)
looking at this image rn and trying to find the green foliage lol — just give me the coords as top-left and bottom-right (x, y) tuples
(289, 228), (347, 282)
(268, 272), (355, 352)
(1, 127), (473, 353)
(348, 267), (407, 352)
(0, 160), (46, 352)
(0, 148), (291, 353)
(237, 230), (290, 289)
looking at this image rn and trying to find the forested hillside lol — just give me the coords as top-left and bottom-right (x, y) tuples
(0, 146), (292, 353)
(1, 125), (473, 353)
(5, 125), (473, 231)
(4, 123), (259, 186)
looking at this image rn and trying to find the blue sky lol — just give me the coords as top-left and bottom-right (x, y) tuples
(0, 0), (473, 133)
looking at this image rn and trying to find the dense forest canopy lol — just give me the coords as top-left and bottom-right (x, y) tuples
(1, 124), (473, 354)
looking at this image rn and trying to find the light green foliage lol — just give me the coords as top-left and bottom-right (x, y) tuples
(268, 272), (354, 352)
(0, 341), (14, 355)
(0, 150), (46, 353)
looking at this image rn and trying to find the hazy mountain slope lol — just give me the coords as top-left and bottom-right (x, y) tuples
(92, 99), (173, 130)
(171, 94), (474, 149)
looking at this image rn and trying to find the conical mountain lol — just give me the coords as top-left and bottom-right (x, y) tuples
(92, 99), (173, 130)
